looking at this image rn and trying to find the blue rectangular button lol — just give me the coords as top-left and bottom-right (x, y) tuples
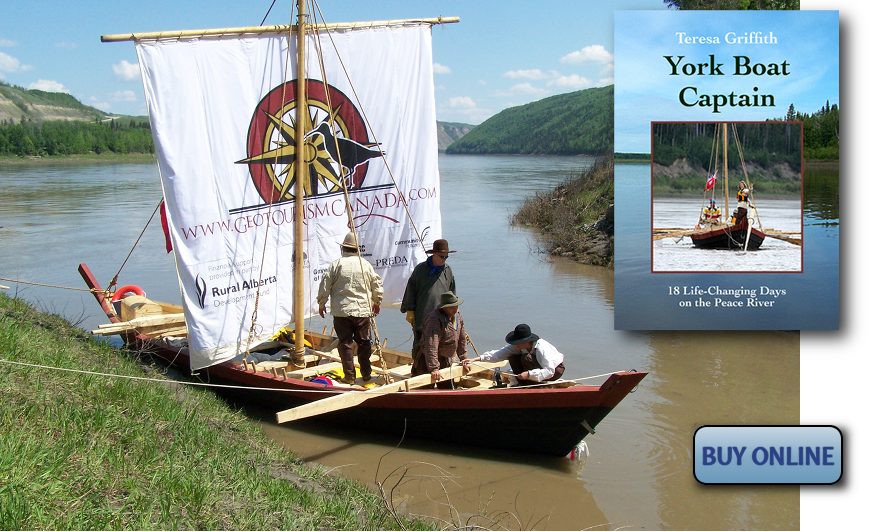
(694, 425), (842, 484)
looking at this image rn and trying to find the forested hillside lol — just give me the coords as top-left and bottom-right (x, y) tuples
(446, 86), (613, 155)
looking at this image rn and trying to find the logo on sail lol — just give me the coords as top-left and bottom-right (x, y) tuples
(195, 274), (207, 309)
(237, 80), (383, 204)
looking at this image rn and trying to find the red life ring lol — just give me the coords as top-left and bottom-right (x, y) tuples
(111, 285), (145, 302)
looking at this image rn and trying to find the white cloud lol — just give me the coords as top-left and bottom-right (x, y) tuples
(508, 83), (549, 97)
(55, 42), (78, 50)
(598, 77), (614, 86)
(560, 45), (614, 65)
(448, 96), (476, 109)
(89, 97), (111, 111)
(112, 59), (140, 81)
(0, 51), (33, 73)
(432, 62), (452, 74)
(547, 74), (593, 90)
(0, 38), (17, 47)
(111, 90), (137, 102)
(28, 79), (70, 93)
(600, 63), (614, 76)
(504, 69), (549, 80)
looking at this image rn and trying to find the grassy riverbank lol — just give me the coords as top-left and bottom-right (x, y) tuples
(0, 292), (428, 530)
(512, 156), (614, 269)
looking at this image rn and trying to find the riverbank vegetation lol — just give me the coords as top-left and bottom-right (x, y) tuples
(446, 86), (613, 155)
(652, 121), (808, 196)
(0, 119), (154, 157)
(512, 156), (614, 268)
(0, 292), (429, 530)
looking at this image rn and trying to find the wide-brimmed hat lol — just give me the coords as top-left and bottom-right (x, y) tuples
(339, 232), (359, 251)
(437, 291), (463, 309)
(426, 239), (456, 255)
(505, 324), (539, 345)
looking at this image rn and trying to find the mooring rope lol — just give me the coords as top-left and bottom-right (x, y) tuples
(0, 359), (626, 394)
(0, 277), (99, 293)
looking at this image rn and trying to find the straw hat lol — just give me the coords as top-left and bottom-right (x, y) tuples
(339, 232), (359, 251)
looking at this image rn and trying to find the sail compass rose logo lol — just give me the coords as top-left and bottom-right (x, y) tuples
(237, 80), (383, 203)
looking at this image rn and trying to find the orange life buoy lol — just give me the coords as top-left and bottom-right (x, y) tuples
(111, 285), (145, 302)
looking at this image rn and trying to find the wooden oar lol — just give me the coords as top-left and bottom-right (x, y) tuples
(275, 360), (503, 424)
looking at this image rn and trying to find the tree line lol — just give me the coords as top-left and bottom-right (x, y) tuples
(653, 122), (802, 171)
(0, 119), (154, 156)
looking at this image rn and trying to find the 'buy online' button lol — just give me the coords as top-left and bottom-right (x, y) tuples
(694, 425), (842, 484)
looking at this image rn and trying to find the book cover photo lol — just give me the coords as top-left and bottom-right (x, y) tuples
(614, 9), (838, 330)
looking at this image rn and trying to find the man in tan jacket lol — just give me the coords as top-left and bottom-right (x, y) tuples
(317, 232), (384, 385)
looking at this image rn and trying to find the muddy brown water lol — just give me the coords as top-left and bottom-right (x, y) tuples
(0, 156), (798, 529)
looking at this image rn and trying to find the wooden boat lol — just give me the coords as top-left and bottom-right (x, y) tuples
(690, 123), (766, 251)
(89, 1), (646, 457)
(80, 263), (646, 457)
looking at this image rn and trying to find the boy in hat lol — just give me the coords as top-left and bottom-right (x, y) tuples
(400, 238), (457, 360)
(463, 324), (565, 386)
(317, 232), (383, 385)
(414, 291), (467, 389)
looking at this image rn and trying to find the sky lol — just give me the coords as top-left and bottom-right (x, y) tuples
(614, 9), (839, 152)
(0, 0), (666, 125)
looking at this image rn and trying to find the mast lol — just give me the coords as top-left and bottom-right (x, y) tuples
(293, 0), (307, 361)
(723, 123), (728, 218)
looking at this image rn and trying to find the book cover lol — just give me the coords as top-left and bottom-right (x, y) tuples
(614, 9), (839, 330)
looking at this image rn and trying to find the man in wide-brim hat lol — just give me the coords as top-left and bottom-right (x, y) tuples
(316, 231), (383, 385)
(413, 291), (467, 388)
(463, 323), (565, 385)
(400, 238), (457, 362)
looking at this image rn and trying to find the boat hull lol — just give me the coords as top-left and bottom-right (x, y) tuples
(690, 220), (765, 250)
(79, 263), (646, 456)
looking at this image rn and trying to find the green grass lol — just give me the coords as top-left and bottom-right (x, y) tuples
(0, 292), (431, 530)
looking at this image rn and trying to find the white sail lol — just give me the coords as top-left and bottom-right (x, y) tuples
(137, 24), (441, 370)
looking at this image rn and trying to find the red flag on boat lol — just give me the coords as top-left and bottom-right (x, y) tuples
(159, 199), (172, 253)
(705, 172), (717, 191)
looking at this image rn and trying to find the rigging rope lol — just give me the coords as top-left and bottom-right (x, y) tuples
(107, 200), (163, 291)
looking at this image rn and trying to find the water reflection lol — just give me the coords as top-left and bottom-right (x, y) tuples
(0, 159), (799, 529)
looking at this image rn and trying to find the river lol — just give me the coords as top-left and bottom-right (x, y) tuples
(0, 155), (799, 529)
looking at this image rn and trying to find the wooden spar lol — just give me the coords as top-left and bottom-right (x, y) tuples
(100, 17), (460, 42)
(293, 0), (307, 361)
(723, 123), (729, 217)
(276, 361), (503, 424)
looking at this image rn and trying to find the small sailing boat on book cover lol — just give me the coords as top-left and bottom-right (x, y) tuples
(690, 123), (766, 251)
(79, 0), (645, 457)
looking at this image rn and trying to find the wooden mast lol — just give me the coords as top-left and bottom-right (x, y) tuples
(293, 0), (307, 361)
(723, 123), (729, 218)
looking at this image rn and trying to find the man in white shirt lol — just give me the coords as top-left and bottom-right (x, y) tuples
(462, 324), (565, 385)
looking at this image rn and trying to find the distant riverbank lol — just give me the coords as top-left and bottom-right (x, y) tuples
(0, 153), (156, 165)
(0, 292), (429, 530)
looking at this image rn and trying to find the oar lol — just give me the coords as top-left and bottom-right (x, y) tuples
(275, 360), (502, 423)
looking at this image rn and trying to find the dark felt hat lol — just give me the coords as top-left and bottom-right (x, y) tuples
(505, 323), (539, 345)
(426, 239), (456, 255)
(437, 291), (463, 309)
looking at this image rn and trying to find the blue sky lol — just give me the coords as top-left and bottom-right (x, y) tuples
(615, 9), (839, 152)
(1, 0), (666, 124)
